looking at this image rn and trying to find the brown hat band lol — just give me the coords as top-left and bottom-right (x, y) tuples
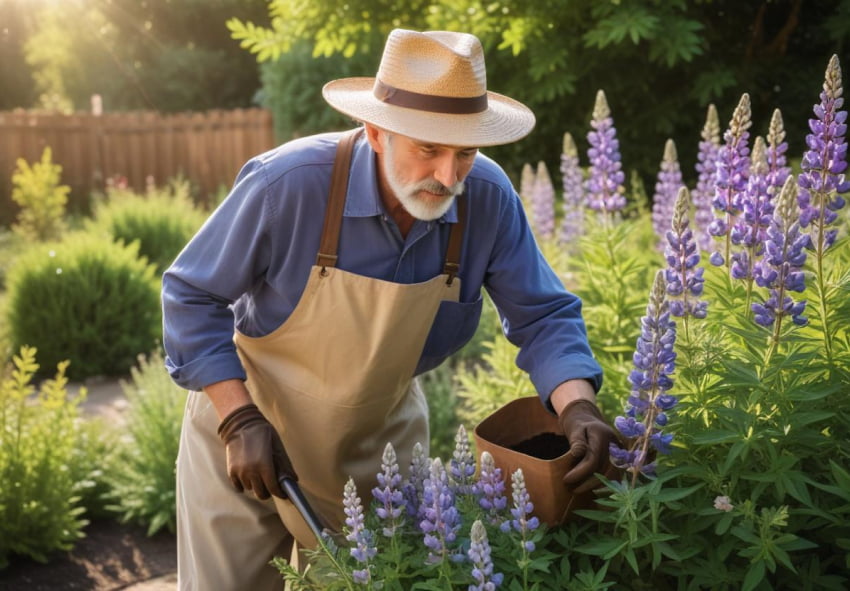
(373, 79), (488, 115)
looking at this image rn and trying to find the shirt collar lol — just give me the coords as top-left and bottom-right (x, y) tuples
(343, 134), (459, 224)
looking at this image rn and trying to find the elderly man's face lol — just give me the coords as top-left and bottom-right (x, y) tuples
(377, 130), (476, 221)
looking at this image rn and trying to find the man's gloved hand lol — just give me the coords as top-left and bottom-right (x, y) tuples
(217, 403), (297, 500)
(557, 399), (617, 494)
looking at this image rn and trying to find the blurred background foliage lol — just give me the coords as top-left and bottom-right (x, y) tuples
(1, 0), (848, 190)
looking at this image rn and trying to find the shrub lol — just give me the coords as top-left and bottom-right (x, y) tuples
(105, 351), (187, 535)
(5, 232), (160, 380)
(0, 347), (88, 567)
(10, 147), (69, 242)
(89, 177), (208, 274)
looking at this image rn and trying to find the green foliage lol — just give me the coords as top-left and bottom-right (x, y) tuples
(105, 351), (187, 535)
(11, 147), (69, 242)
(0, 347), (88, 567)
(5, 232), (160, 380)
(88, 178), (208, 274)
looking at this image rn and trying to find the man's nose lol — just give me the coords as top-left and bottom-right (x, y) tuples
(433, 154), (460, 188)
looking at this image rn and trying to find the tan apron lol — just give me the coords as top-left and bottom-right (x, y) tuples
(235, 129), (464, 546)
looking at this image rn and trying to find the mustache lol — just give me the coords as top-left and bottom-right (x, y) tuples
(415, 179), (465, 197)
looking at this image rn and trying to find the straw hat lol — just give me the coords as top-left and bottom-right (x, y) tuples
(322, 29), (536, 147)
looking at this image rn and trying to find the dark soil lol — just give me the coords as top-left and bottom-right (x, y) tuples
(0, 519), (176, 590)
(510, 432), (571, 459)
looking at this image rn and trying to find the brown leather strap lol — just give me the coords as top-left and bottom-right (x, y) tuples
(373, 79), (488, 114)
(444, 193), (466, 285)
(316, 128), (363, 269)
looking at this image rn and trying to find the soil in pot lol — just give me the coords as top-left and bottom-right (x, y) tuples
(510, 432), (570, 459)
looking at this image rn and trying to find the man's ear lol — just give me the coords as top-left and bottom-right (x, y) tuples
(363, 123), (386, 154)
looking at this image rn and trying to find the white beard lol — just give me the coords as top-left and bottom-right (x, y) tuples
(382, 137), (465, 221)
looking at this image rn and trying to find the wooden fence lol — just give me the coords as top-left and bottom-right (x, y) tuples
(0, 108), (275, 224)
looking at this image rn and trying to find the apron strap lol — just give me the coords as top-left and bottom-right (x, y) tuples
(316, 128), (363, 270)
(444, 193), (466, 285)
(316, 127), (467, 283)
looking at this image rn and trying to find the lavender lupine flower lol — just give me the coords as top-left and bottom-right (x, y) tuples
(730, 137), (774, 281)
(468, 520), (504, 591)
(693, 104), (722, 252)
(585, 90), (626, 218)
(610, 271), (677, 480)
(766, 109), (791, 194)
(664, 187), (707, 319)
(343, 477), (377, 585)
(531, 161), (556, 240)
(419, 458), (462, 564)
(371, 442), (406, 537)
(449, 425), (476, 495)
(752, 176), (808, 330)
(472, 451), (508, 525)
(651, 139), (686, 249)
(519, 162), (536, 210)
(402, 442), (429, 518)
(708, 93), (752, 268)
(798, 54), (849, 254)
(559, 132), (585, 244)
(500, 469), (539, 552)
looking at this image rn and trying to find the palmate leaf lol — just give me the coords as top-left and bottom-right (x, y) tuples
(583, 5), (659, 48)
(647, 16), (703, 67)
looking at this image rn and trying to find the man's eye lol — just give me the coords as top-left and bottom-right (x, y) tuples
(460, 150), (477, 159)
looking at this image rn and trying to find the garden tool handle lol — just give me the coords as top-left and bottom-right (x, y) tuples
(279, 475), (325, 542)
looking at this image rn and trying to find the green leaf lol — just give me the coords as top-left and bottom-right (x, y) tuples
(690, 429), (739, 445)
(650, 483), (703, 503)
(742, 560), (766, 591)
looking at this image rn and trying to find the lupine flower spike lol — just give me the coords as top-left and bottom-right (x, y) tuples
(531, 161), (556, 240)
(472, 451), (508, 525)
(730, 137), (774, 285)
(449, 425), (476, 495)
(559, 132), (585, 245)
(797, 54), (847, 360)
(585, 89), (626, 223)
(519, 162), (536, 210)
(798, 54), (849, 255)
(468, 520), (504, 591)
(664, 187), (707, 332)
(766, 109), (791, 194)
(500, 469), (539, 551)
(610, 270), (678, 484)
(419, 458), (461, 564)
(693, 104), (722, 252)
(652, 139), (686, 250)
(752, 176), (808, 343)
(372, 442), (406, 537)
(402, 442), (429, 518)
(343, 477), (377, 585)
(709, 93), (752, 269)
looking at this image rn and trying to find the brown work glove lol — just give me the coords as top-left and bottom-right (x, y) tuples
(558, 399), (617, 494)
(217, 403), (297, 501)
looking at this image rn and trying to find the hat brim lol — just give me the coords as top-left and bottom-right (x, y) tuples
(322, 78), (536, 148)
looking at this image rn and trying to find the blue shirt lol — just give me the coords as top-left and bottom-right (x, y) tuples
(161, 130), (602, 407)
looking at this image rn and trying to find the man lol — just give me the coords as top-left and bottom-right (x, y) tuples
(162, 28), (615, 590)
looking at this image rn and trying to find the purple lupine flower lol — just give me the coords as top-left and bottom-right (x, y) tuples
(519, 162), (536, 209)
(468, 520), (504, 591)
(559, 132), (585, 245)
(372, 442), (406, 537)
(708, 93), (752, 268)
(531, 161), (556, 240)
(419, 458), (462, 564)
(472, 451), (508, 525)
(585, 90), (627, 219)
(500, 469), (539, 553)
(798, 54), (849, 254)
(752, 176), (808, 330)
(449, 425), (476, 496)
(402, 442), (429, 518)
(693, 104), (722, 252)
(664, 187), (707, 319)
(730, 137), (775, 281)
(652, 139), (686, 249)
(343, 477), (376, 584)
(611, 271), (678, 480)
(766, 109), (791, 194)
